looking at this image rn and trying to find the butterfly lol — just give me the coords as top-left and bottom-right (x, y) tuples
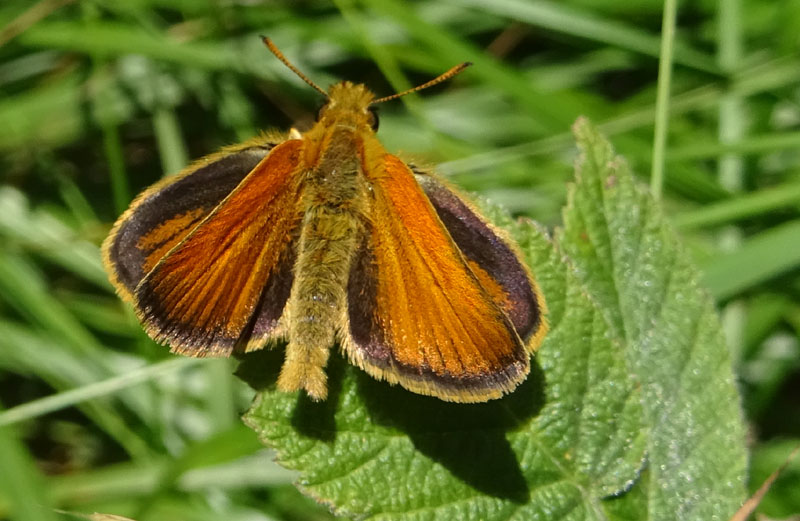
(102, 38), (548, 403)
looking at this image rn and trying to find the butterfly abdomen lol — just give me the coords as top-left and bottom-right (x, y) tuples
(277, 130), (371, 400)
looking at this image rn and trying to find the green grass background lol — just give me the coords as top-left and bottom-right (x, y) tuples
(0, 0), (798, 519)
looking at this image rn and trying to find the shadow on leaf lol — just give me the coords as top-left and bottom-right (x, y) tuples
(355, 359), (546, 503)
(236, 345), (345, 442)
(238, 347), (545, 502)
(287, 354), (346, 442)
(235, 345), (284, 392)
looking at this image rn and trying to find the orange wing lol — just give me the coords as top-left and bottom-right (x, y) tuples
(134, 139), (305, 356)
(345, 154), (529, 402)
(103, 138), (279, 302)
(413, 169), (546, 345)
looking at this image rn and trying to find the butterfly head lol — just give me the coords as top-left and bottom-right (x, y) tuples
(262, 36), (470, 135)
(318, 82), (379, 131)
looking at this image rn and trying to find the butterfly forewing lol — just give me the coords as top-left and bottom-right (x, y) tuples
(133, 139), (305, 356)
(345, 154), (529, 402)
(103, 138), (279, 302)
(413, 170), (546, 345)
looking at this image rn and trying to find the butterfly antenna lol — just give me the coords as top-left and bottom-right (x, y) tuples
(262, 37), (328, 98)
(372, 62), (472, 104)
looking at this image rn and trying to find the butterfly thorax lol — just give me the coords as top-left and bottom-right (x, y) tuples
(300, 82), (378, 171)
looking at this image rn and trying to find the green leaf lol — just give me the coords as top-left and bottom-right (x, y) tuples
(561, 118), (747, 519)
(241, 119), (746, 519)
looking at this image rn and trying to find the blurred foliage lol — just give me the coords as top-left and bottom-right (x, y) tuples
(0, 0), (797, 520)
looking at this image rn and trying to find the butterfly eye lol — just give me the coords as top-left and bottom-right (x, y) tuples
(367, 106), (379, 131)
(315, 102), (327, 121)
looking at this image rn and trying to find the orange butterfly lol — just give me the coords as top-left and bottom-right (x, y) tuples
(103, 38), (548, 403)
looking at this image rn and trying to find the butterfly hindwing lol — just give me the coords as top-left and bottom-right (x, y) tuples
(345, 154), (530, 402)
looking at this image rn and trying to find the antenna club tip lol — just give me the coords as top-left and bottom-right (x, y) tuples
(462, 61), (473, 68)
